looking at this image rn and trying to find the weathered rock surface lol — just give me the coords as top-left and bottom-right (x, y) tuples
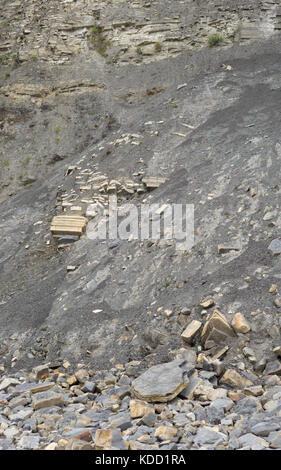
(131, 360), (189, 403)
(0, 357), (279, 450)
(1, 0), (281, 452)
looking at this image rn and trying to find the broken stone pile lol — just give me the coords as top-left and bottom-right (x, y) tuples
(1, 339), (281, 451)
(51, 146), (167, 246)
(1, 301), (281, 450)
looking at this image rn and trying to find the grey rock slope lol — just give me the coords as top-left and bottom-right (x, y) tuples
(1, 0), (281, 381)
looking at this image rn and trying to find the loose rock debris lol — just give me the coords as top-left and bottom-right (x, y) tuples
(51, 166), (168, 245)
(1, 345), (281, 450)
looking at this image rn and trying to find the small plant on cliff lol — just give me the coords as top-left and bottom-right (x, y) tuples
(0, 54), (9, 64)
(88, 25), (110, 57)
(154, 42), (162, 53)
(208, 33), (223, 47)
(136, 46), (142, 55)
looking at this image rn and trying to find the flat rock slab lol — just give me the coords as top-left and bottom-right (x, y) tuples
(17, 435), (41, 450)
(13, 382), (55, 396)
(268, 239), (281, 256)
(193, 427), (227, 447)
(131, 360), (189, 403)
(0, 378), (20, 391)
(238, 433), (269, 449)
(219, 369), (253, 389)
(32, 391), (65, 410)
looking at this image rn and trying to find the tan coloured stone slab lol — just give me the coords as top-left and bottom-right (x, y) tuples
(219, 369), (253, 389)
(129, 399), (154, 418)
(142, 177), (167, 188)
(51, 214), (88, 237)
(32, 391), (65, 410)
(201, 310), (235, 347)
(181, 320), (202, 344)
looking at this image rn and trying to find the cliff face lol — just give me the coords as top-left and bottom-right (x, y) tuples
(1, 1), (281, 375)
(1, 0), (280, 66)
(1, 0), (280, 201)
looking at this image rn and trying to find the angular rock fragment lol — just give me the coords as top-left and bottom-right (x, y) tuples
(32, 391), (65, 410)
(0, 377), (20, 392)
(200, 299), (215, 309)
(244, 385), (263, 397)
(94, 429), (127, 450)
(238, 433), (269, 449)
(66, 375), (78, 386)
(129, 399), (154, 418)
(194, 427), (227, 447)
(181, 320), (202, 344)
(32, 364), (49, 380)
(172, 347), (197, 366)
(142, 176), (167, 189)
(218, 242), (241, 254)
(269, 431), (281, 449)
(231, 312), (251, 334)
(212, 345), (229, 360)
(13, 382), (55, 395)
(201, 310), (235, 348)
(254, 358), (267, 373)
(51, 215), (88, 238)
(219, 369), (253, 388)
(65, 439), (93, 450)
(75, 369), (89, 384)
(155, 425), (177, 441)
(131, 359), (190, 403)
(179, 377), (202, 399)
(263, 360), (281, 376)
(268, 239), (281, 256)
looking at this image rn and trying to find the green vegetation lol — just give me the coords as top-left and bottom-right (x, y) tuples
(208, 33), (223, 47)
(0, 52), (19, 65)
(24, 157), (31, 165)
(136, 46), (142, 55)
(35, 158), (43, 167)
(2, 159), (9, 168)
(164, 280), (171, 287)
(54, 125), (61, 134)
(154, 42), (162, 53)
(0, 54), (9, 64)
(88, 25), (110, 57)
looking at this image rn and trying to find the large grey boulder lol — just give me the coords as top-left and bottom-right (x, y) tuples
(131, 359), (191, 403)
